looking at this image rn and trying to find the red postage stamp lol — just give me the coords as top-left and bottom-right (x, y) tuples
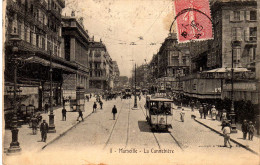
(174, 0), (213, 43)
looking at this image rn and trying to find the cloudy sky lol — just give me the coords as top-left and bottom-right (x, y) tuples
(63, 0), (175, 77)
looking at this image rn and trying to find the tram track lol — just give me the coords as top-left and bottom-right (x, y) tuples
(103, 98), (131, 150)
(139, 101), (184, 151)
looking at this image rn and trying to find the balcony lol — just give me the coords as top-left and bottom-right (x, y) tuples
(48, 7), (62, 21)
(7, 0), (25, 18)
(35, 0), (48, 10)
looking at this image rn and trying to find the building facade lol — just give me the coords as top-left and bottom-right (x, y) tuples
(88, 38), (114, 93)
(148, 33), (190, 93)
(184, 0), (258, 104)
(112, 61), (120, 90)
(61, 16), (89, 98)
(4, 0), (78, 112)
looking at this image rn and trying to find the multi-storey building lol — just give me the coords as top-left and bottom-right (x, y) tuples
(4, 0), (79, 112)
(184, 0), (258, 104)
(149, 33), (190, 93)
(112, 61), (120, 89)
(88, 38), (114, 92)
(61, 16), (89, 98)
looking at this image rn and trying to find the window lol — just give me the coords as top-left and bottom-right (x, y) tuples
(234, 11), (240, 21)
(246, 10), (257, 21)
(24, 26), (27, 41)
(232, 27), (242, 41)
(230, 11), (244, 22)
(30, 31), (33, 44)
(36, 34), (39, 47)
(42, 37), (45, 50)
(249, 27), (257, 41)
(249, 47), (256, 62)
(18, 22), (21, 38)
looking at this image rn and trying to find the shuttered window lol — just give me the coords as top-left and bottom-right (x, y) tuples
(232, 27), (242, 41)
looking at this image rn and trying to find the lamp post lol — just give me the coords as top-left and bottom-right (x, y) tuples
(230, 41), (238, 133)
(177, 68), (182, 109)
(7, 33), (22, 154)
(132, 63), (138, 109)
(48, 50), (56, 133)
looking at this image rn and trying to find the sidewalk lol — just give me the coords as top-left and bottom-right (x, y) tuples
(172, 104), (259, 155)
(3, 99), (96, 155)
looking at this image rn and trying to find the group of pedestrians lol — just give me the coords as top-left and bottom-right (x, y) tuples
(241, 120), (255, 141)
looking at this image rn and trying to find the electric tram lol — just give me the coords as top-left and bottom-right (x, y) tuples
(145, 93), (173, 131)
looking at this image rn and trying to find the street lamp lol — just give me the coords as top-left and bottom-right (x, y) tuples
(7, 33), (22, 154)
(48, 50), (56, 133)
(177, 68), (182, 109)
(229, 41), (240, 133)
(132, 63), (138, 109)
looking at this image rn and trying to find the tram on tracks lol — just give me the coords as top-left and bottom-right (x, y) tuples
(145, 93), (173, 132)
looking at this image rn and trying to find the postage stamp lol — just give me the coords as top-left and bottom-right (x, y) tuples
(174, 0), (213, 42)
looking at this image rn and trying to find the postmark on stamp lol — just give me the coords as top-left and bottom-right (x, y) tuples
(174, 0), (213, 43)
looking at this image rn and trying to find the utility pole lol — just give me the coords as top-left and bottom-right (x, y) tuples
(48, 50), (56, 133)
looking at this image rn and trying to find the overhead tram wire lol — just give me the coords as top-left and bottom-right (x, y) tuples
(132, 1), (172, 44)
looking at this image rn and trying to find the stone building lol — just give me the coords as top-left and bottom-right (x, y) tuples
(61, 16), (89, 99)
(149, 33), (190, 93)
(112, 61), (120, 89)
(88, 38), (114, 93)
(4, 0), (77, 112)
(183, 0), (258, 103)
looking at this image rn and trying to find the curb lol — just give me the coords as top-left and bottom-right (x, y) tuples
(194, 117), (259, 155)
(40, 111), (93, 151)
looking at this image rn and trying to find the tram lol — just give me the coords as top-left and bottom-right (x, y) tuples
(125, 88), (132, 98)
(145, 94), (173, 131)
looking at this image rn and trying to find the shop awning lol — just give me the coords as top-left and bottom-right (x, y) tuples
(26, 56), (77, 74)
(204, 67), (250, 73)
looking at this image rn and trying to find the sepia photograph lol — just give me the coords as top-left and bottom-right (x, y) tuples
(2, 0), (260, 164)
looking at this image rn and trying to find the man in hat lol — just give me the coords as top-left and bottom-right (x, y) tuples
(31, 115), (38, 135)
(241, 120), (248, 140)
(112, 105), (117, 120)
(203, 104), (208, 119)
(222, 121), (232, 148)
(248, 121), (255, 141)
(93, 102), (97, 113)
(222, 109), (227, 121)
(62, 107), (67, 121)
(77, 109), (84, 121)
(40, 120), (49, 142)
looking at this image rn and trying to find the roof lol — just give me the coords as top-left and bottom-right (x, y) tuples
(149, 98), (173, 102)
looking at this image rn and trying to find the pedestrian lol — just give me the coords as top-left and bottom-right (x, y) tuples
(36, 112), (42, 125)
(222, 109), (227, 121)
(203, 104), (208, 119)
(31, 115), (38, 135)
(211, 105), (217, 120)
(180, 108), (185, 122)
(93, 102), (97, 112)
(222, 122), (232, 148)
(99, 100), (103, 109)
(44, 103), (49, 113)
(112, 105), (117, 120)
(77, 109), (84, 121)
(248, 121), (255, 141)
(199, 105), (203, 119)
(40, 120), (49, 142)
(62, 107), (67, 121)
(190, 100), (195, 112)
(241, 120), (248, 140)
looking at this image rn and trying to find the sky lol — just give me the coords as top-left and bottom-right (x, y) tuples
(63, 0), (175, 77)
